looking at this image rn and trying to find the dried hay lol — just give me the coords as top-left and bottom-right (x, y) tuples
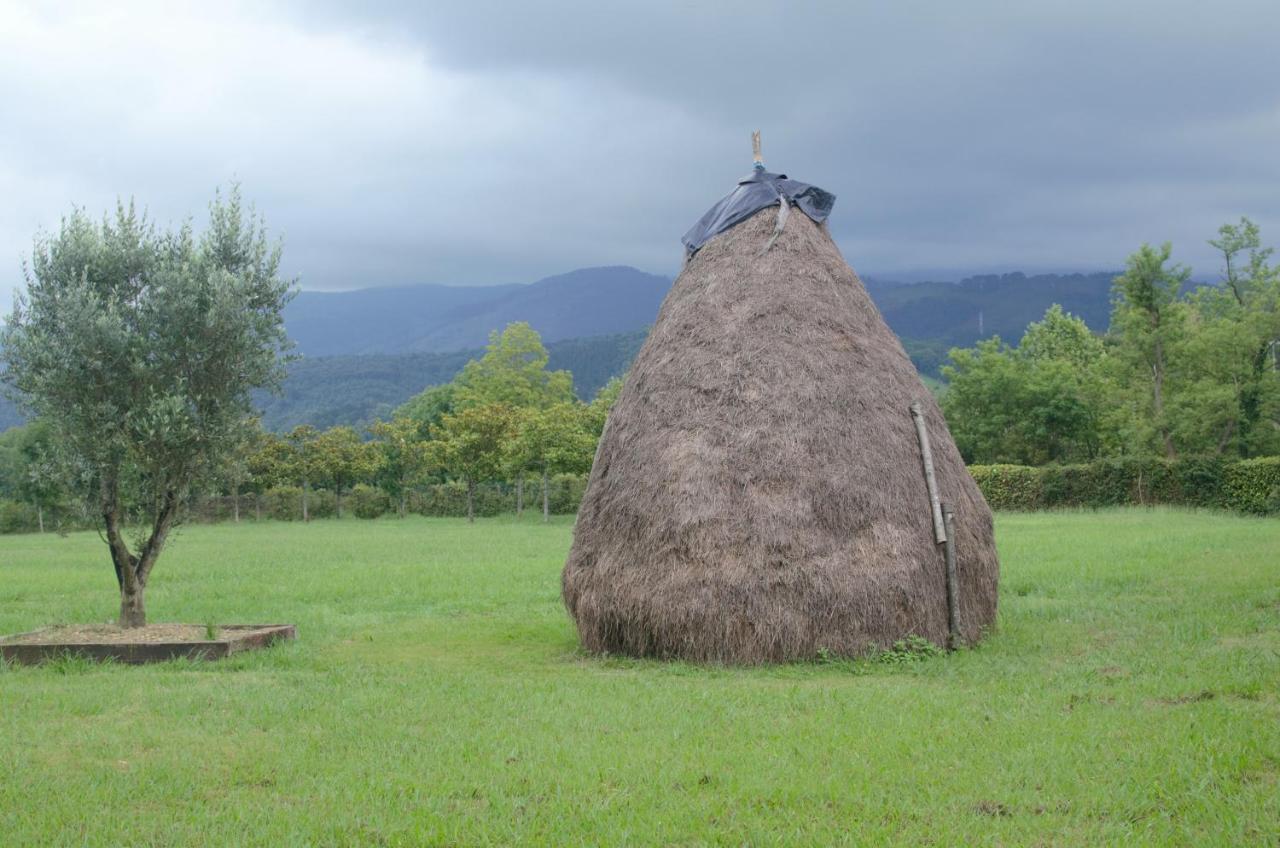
(562, 206), (998, 663)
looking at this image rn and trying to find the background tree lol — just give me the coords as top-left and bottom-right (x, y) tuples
(454, 322), (574, 410)
(509, 402), (596, 521)
(312, 425), (379, 518)
(0, 427), (21, 499)
(214, 419), (264, 523)
(369, 417), (432, 518)
(429, 403), (517, 522)
(0, 421), (65, 532)
(396, 382), (457, 430)
(0, 188), (292, 625)
(1190, 218), (1280, 456)
(941, 306), (1107, 464)
(248, 429), (294, 520)
(1108, 243), (1189, 458)
(584, 374), (625, 438)
(285, 425), (327, 522)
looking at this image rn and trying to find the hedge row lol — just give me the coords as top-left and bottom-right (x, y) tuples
(969, 456), (1280, 515)
(4, 459), (1275, 534)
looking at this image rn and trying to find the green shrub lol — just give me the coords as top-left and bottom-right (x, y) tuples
(969, 465), (1043, 510)
(260, 487), (339, 521)
(262, 487), (303, 521)
(410, 482), (515, 518)
(0, 499), (38, 534)
(309, 489), (337, 519)
(971, 456), (1276, 515)
(1170, 456), (1227, 508)
(349, 484), (390, 519)
(545, 474), (589, 515)
(1223, 457), (1280, 515)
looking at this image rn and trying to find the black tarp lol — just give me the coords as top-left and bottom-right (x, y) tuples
(681, 167), (836, 255)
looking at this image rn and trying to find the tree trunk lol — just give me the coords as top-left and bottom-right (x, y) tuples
(466, 477), (476, 524)
(302, 477), (310, 522)
(255, 493), (262, 521)
(336, 486), (343, 519)
(102, 484), (180, 629)
(542, 467), (550, 523)
(232, 483), (240, 523)
(1236, 345), (1271, 458)
(399, 491), (407, 519)
(36, 502), (44, 533)
(1214, 418), (1237, 457)
(120, 582), (146, 628)
(1152, 337), (1175, 459)
(516, 477), (524, 517)
(102, 478), (143, 627)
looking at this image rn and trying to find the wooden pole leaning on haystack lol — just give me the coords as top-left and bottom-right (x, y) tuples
(910, 402), (946, 544)
(941, 503), (961, 650)
(911, 401), (960, 649)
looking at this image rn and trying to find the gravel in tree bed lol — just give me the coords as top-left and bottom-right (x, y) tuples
(1, 623), (263, 645)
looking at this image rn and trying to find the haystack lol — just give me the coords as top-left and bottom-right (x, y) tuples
(562, 160), (999, 663)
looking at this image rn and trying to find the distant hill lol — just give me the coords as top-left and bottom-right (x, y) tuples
(2, 267), (1127, 433)
(283, 282), (523, 357)
(874, 271), (1115, 346)
(286, 266), (671, 356)
(872, 271), (1117, 373)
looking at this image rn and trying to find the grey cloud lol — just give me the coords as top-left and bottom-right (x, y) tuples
(3, 1), (1280, 310)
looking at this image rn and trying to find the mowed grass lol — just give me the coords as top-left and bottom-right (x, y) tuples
(1, 510), (1277, 846)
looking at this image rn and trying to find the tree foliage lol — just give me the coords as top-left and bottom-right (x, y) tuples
(429, 403), (519, 522)
(942, 307), (1106, 464)
(454, 322), (574, 410)
(396, 382), (457, 430)
(943, 219), (1280, 465)
(311, 425), (379, 518)
(507, 402), (596, 521)
(369, 417), (434, 517)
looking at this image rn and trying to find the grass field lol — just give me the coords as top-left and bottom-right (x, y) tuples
(1, 510), (1277, 846)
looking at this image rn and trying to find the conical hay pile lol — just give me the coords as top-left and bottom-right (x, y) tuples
(562, 207), (998, 663)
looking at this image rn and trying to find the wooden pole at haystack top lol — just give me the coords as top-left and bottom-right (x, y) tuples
(752, 130), (764, 168)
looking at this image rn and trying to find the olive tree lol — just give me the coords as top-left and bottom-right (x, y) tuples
(0, 189), (292, 626)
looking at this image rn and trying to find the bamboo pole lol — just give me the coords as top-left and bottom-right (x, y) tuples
(910, 402), (946, 544)
(942, 502), (960, 649)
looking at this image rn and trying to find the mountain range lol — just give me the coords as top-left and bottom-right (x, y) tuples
(1, 266), (1122, 432)
(285, 266), (671, 356)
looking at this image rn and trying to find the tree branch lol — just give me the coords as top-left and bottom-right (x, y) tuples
(135, 488), (181, 587)
(100, 474), (137, 592)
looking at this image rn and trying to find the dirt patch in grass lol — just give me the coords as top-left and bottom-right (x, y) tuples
(1155, 690), (1216, 706)
(974, 800), (1012, 817)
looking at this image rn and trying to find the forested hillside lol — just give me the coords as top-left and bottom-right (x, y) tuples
(3, 268), (1126, 432)
(872, 271), (1116, 373)
(254, 329), (648, 431)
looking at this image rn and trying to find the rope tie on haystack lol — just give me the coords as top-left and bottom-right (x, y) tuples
(754, 130), (790, 257)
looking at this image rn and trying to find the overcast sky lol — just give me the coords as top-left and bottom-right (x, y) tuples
(2, 1), (1279, 308)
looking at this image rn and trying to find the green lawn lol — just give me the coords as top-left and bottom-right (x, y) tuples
(1, 510), (1277, 846)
